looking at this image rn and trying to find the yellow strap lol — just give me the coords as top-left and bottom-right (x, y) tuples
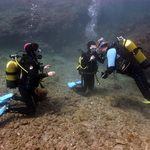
(76, 65), (88, 70)
(15, 57), (28, 73)
(76, 56), (88, 70)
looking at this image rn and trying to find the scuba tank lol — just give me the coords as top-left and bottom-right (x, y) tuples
(117, 36), (149, 69)
(5, 54), (20, 88)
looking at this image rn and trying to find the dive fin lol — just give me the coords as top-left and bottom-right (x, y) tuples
(0, 105), (7, 116)
(67, 80), (81, 88)
(142, 100), (150, 104)
(0, 93), (13, 105)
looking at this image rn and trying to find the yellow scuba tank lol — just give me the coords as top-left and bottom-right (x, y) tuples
(6, 59), (20, 88)
(118, 38), (148, 66)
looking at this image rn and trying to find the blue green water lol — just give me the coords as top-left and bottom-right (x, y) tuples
(0, 0), (150, 52)
(0, 2), (150, 149)
(0, 0), (150, 85)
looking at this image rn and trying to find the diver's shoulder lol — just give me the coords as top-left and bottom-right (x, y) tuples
(107, 47), (117, 53)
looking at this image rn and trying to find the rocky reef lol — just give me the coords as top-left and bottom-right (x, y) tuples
(0, 1), (150, 149)
(0, 0), (90, 50)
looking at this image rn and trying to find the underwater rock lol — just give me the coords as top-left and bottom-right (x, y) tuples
(0, 0), (90, 50)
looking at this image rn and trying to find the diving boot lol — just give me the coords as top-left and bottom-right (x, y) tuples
(84, 87), (92, 96)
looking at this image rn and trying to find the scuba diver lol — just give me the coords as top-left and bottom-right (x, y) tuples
(6, 43), (55, 115)
(76, 41), (103, 94)
(97, 36), (150, 104)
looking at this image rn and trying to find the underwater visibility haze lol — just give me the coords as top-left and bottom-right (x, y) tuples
(0, 0), (150, 149)
(0, 0), (150, 51)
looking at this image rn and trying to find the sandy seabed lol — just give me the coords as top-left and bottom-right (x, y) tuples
(0, 52), (150, 150)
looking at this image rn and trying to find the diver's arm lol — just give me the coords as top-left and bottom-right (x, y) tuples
(92, 51), (105, 64)
(101, 48), (116, 79)
(40, 71), (56, 79)
(38, 71), (56, 79)
(97, 53), (105, 64)
(101, 66), (115, 79)
(96, 53), (105, 64)
(38, 63), (54, 79)
(38, 73), (48, 79)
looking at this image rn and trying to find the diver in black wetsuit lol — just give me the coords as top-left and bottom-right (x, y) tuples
(76, 41), (103, 94)
(97, 38), (150, 104)
(11, 43), (55, 115)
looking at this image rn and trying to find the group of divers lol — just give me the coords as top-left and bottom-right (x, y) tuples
(0, 36), (150, 116)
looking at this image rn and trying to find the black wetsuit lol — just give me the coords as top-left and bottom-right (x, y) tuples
(121, 58), (150, 100)
(102, 47), (150, 100)
(12, 54), (47, 115)
(78, 50), (102, 92)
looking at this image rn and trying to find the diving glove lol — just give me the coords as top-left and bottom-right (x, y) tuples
(101, 67), (115, 79)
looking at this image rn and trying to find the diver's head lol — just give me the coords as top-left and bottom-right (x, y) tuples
(98, 40), (109, 53)
(24, 43), (42, 59)
(87, 41), (97, 52)
(24, 43), (38, 52)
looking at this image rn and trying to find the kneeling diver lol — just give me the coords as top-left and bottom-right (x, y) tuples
(6, 43), (56, 115)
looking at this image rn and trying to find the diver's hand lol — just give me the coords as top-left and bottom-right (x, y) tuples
(90, 45), (97, 50)
(47, 71), (56, 77)
(44, 64), (51, 70)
